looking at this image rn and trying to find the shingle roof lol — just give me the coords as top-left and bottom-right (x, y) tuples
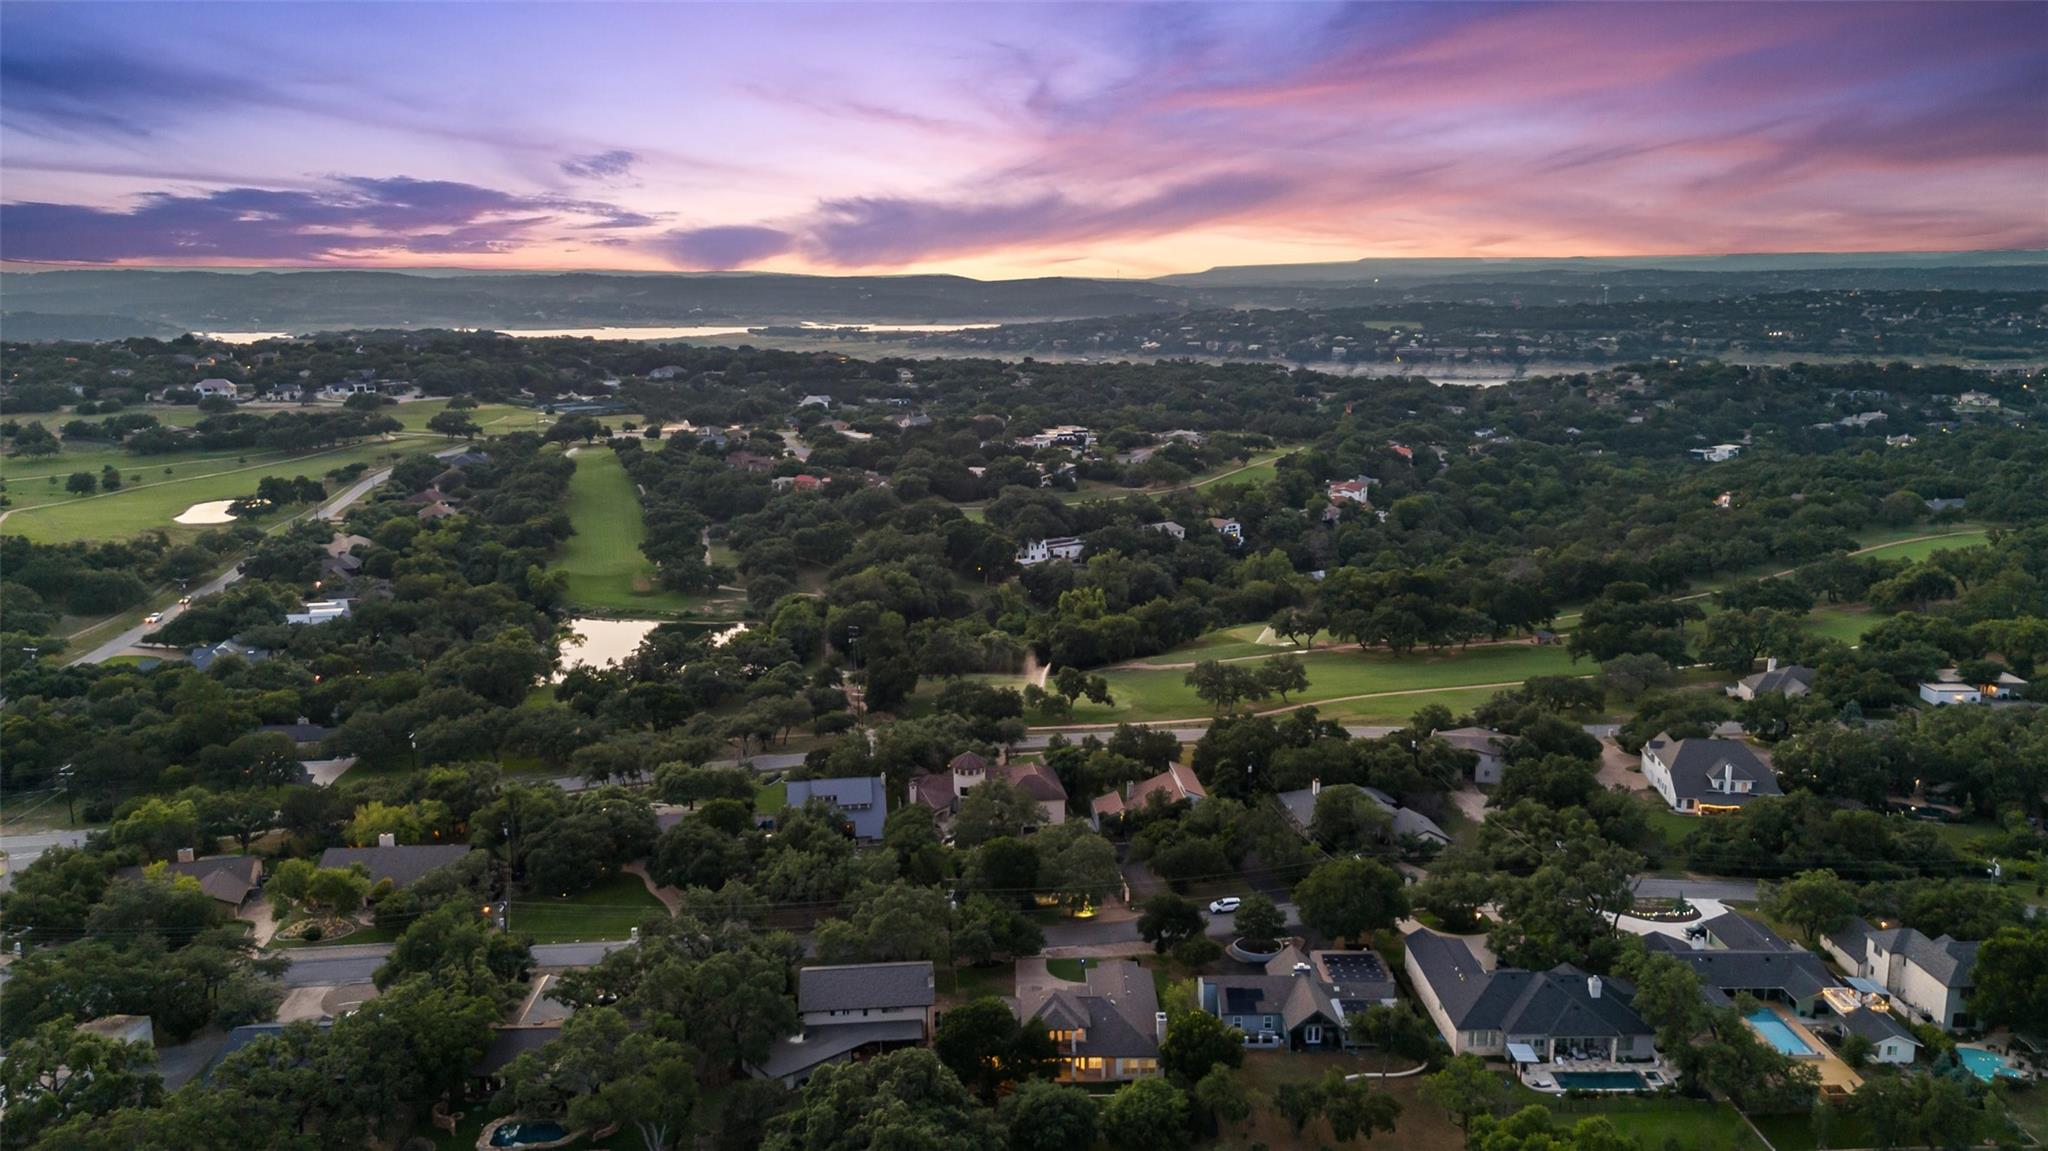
(1406, 930), (1651, 1040)
(1021, 959), (1161, 1059)
(993, 761), (1068, 803)
(1657, 947), (1835, 1003)
(1838, 1005), (1919, 1047)
(1740, 666), (1815, 695)
(751, 1019), (926, 1081)
(318, 844), (473, 889)
(1701, 911), (1796, 952)
(797, 962), (935, 1014)
(1898, 932), (1979, 987)
(115, 855), (262, 906)
(470, 1026), (561, 1076)
(1647, 735), (1782, 805)
(1204, 975), (1341, 1032)
(1438, 727), (1508, 759)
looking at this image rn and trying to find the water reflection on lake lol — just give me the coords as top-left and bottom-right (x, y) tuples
(557, 617), (660, 674)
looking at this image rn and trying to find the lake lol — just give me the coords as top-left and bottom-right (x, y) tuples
(198, 321), (997, 344)
(557, 617), (660, 674)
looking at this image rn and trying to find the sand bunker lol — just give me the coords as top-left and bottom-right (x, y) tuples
(174, 500), (239, 525)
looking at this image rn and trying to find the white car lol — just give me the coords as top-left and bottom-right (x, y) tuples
(144, 612), (163, 626)
(1207, 897), (1242, 915)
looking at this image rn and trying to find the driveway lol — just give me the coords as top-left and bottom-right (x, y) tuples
(1596, 739), (1649, 792)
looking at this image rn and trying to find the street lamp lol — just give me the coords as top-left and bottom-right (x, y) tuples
(57, 762), (75, 824)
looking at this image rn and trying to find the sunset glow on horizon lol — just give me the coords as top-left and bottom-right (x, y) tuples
(3, 1), (2044, 278)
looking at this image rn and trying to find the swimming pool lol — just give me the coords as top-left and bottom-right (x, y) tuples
(489, 1121), (569, 1148)
(1958, 1047), (2024, 1082)
(1554, 1071), (1648, 1092)
(1745, 1010), (1815, 1057)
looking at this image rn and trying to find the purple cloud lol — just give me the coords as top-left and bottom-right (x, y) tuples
(0, 176), (646, 263)
(560, 149), (638, 179)
(654, 225), (795, 269)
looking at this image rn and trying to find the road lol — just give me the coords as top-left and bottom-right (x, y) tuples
(62, 453), (443, 668)
(0, 828), (91, 893)
(281, 939), (631, 987)
(1631, 876), (1761, 903)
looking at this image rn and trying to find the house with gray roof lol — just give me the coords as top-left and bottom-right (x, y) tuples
(115, 852), (262, 908)
(1642, 933), (1837, 1016)
(1198, 946), (1396, 1052)
(1018, 958), (1164, 1082)
(318, 843), (473, 889)
(1821, 997), (1920, 1064)
(1404, 929), (1656, 1063)
(1730, 662), (1816, 701)
(1437, 727), (1509, 785)
(1821, 918), (1980, 1029)
(782, 776), (888, 840)
(750, 962), (935, 1086)
(1275, 781), (1450, 847)
(1640, 733), (1781, 813)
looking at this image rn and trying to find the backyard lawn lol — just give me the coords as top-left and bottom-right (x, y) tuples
(511, 872), (667, 944)
(552, 448), (717, 614)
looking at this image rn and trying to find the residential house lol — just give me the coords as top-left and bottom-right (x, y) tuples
(1730, 661), (1815, 701)
(726, 451), (778, 474)
(1643, 921), (1837, 1020)
(1018, 959), (1163, 1082)
(1016, 537), (1085, 567)
(1144, 521), (1186, 541)
(193, 378), (238, 399)
(751, 962), (936, 1086)
(1275, 781), (1450, 846)
(318, 841), (473, 889)
(115, 851), (262, 909)
(1820, 918), (1980, 1030)
(1690, 444), (1743, 462)
(1327, 477), (1376, 504)
(1404, 929), (1657, 1063)
(798, 394), (834, 409)
(285, 599), (351, 626)
(1207, 517), (1244, 544)
(1639, 734), (1781, 814)
(911, 752), (1069, 828)
(77, 1015), (155, 1048)
(259, 722), (336, 751)
(1198, 946), (1397, 1051)
(1921, 667), (2026, 704)
(647, 365), (685, 380)
(469, 1025), (562, 1095)
(187, 639), (270, 672)
(1923, 496), (1967, 512)
(1437, 726), (1508, 786)
(1822, 994), (1921, 1064)
(781, 776), (888, 840)
(1955, 391), (2001, 412)
(1090, 763), (1207, 827)
(892, 411), (933, 430)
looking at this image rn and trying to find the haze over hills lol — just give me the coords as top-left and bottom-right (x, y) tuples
(2, 251), (2043, 342)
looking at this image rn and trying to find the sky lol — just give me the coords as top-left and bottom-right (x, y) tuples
(1, 1), (2044, 278)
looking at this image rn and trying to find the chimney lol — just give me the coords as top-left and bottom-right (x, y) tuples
(176, 847), (196, 863)
(1766, 657), (1778, 673)
(1123, 780), (1133, 800)
(377, 832), (397, 847)
(1587, 975), (1602, 1000)
(1311, 778), (1321, 796)
(1155, 1012), (1169, 1043)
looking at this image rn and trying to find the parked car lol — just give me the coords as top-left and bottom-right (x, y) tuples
(1208, 897), (1242, 914)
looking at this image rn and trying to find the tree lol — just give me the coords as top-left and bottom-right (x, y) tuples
(952, 778), (1044, 847)
(1319, 1070), (1402, 1143)
(1969, 923), (2048, 1034)
(1138, 893), (1206, 953)
(1101, 1077), (1188, 1151)
(375, 904), (533, 991)
(99, 464), (123, 491)
(1233, 893), (1286, 952)
(1258, 654), (1310, 702)
(428, 409), (482, 439)
(1596, 653), (1678, 701)
(932, 997), (1058, 1103)
(573, 1032), (699, 1151)
(1309, 784), (1393, 853)
(1763, 869), (1859, 945)
(1420, 1054), (1510, 1131)
(1185, 660), (1269, 713)
(1293, 857), (1408, 944)
(66, 471), (97, 495)
(0, 1020), (163, 1151)
(1159, 1008), (1244, 1084)
(815, 881), (953, 965)
(765, 1048), (1001, 1151)
(306, 866), (371, 917)
(1193, 1066), (1252, 1131)
(1000, 1080), (1099, 1151)
(1034, 823), (1121, 913)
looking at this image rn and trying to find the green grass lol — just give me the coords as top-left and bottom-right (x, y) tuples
(512, 871), (668, 944)
(1045, 957), (1096, 981)
(1750, 1107), (1877, 1151)
(552, 449), (720, 614)
(943, 961), (1017, 1001)
(1851, 521), (1989, 553)
(1803, 604), (1879, 645)
(755, 780), (787, 813)
(1541, 1095), (1754, 1150)
(1070, 641), (1582, 725)
(2, 438), (440, 543)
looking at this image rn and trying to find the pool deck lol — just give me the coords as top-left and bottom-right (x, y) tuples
(1519, 1058), (1675, 1094)
(1754, 1005), (1862, 1093)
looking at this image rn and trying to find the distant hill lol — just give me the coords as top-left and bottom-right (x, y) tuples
(3, 254), (2042, 340)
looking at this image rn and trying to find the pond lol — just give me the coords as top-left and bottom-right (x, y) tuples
(174, 499), (240, 525)
(557, 617), (660, 674)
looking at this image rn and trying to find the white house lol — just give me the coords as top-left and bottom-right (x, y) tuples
(1921, 667), (2026, 704)
(1821, 919), (1979, 1030)
(1144, 521), (1186, 541)
(1919, 682), (1982, 706)
(285, 599), (352, 626)
(798, 394), (834, 409)
(1730, 660), (1815, 701)
(1208, 517), (1244, 544)
(1016, 537), (1085, 566)
(1689, 444), (1743, 463)
(1327, 476), (1376, 504)
(1639, 734), (1780, 813)
(193, 378), (238, 398)
(750, 962), (935, 1085)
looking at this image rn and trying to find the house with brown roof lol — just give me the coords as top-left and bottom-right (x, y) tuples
(911, 751), (1068, 827)
(1090, 763), (1207, 827)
